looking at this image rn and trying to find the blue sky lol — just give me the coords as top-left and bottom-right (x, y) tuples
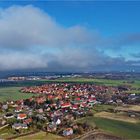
(0, 1), (140, 71)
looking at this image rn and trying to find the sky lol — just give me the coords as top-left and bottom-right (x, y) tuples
(0, 1), (140, 72)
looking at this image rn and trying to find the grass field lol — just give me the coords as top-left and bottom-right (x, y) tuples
(15, 131), (66, 140)
(41, 78), (125, 85)
(0, 87), (36, 102)
(125, 90), (140, 94)
(77, 116), (140, 139)
(41, 77), (140, 88)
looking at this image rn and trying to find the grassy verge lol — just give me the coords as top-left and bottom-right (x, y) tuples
(15, 131), (66, 140)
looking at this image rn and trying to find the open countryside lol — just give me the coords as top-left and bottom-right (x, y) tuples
(0, 75), (140, 139)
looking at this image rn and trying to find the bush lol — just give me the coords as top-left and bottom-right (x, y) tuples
(74, 126), (84, 135)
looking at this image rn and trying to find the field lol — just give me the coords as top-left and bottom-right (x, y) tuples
(115, 105), (140, 112)
(94, 111), (139, 123)
(2, 78), (139, 88)
(77, 116), (140, 139)
(0, 87), (36, 102)
(15, 131), (66, 140)
(0, 77), (139, 102)
(41, 77), (140, 88)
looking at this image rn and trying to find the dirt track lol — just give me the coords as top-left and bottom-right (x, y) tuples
(78, 131), (124, 140)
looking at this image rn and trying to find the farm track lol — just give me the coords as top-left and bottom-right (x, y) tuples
(72, 130), (124, 140)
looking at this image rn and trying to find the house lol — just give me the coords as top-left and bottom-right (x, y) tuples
(4, 113), (14, 119)
(12, 123), (28, 130)
(65, 115), (74, 121)
(12, 123), (22, 130)
(47, 122), (57, 132)
(36, 97), (46, 104)
(24, 118), (33, 125)
(15, 107), (22, 113)
(63, 128), (73, 136)
(80, 103), (87, 108)
(71, 105), (78, 110)
(53, 118), (61, 125)
(37, 108), (44, 113)
(116, 99), (123, 105)
(2, 104), (8, 110)
(17, 114), (27, 120)
(36, 114), (46, 120)
(61, 103), (71, 108)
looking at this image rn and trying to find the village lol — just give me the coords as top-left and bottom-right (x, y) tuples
(0, 83), (140, 139)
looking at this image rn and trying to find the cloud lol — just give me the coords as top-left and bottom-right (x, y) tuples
(0, 5), (139, 71)
(0, 5), (100, 49)
(0, 52), (48, 70)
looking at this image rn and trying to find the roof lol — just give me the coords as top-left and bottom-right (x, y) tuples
(71, 105), (78, 110)
(61, 103), (71, 108)
(18, 114), (27, 119)
(24, 118), (32, 124)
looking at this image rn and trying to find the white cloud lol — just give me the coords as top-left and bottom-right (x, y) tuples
(0, 52), (48, 70)
(0, 5), (98, 49)
(0, 5), (101, 70)
(0, 5), (139, 71)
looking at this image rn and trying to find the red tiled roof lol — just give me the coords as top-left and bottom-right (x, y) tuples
(71, 105), (78, 109)
(61, 103), (71, 108)
(24, 118), (32, 124)
(18, 114), (27, 119)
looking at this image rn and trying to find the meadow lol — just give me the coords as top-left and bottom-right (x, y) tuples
(41, 77), (140, 88)
(0, 87), (35, 102)
(77, 116), (140, 139)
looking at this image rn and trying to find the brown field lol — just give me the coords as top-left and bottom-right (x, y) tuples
(115, 105), (140, 112)
(94, 111), (139, 123)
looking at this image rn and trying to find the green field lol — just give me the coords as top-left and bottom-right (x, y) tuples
(0, 77), (139, 102)
(0, 78), (139, 88)
(77, 116), (140, 139)
(125, 90), (140, 94)
(0, 87), (36, 102)
(41, 77), (140, 88)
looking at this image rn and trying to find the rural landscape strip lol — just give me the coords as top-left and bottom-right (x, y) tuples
(0, 78), (140, 139)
